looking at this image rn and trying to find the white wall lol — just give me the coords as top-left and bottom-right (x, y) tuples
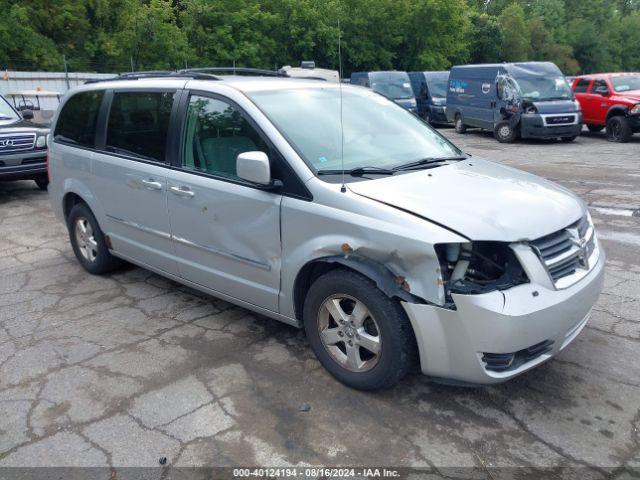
(0, 71), (115, 112)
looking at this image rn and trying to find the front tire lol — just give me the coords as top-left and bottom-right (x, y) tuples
(606, 116), (632, 143)
(303, 269), (416, 390)
(494, 121), (518, 143)
(454, 114), (467, 133)
(67, 203), (122, 274)
(34, 177), (49, 191)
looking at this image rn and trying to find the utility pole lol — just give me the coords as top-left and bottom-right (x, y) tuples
(130, 56), (134, 72)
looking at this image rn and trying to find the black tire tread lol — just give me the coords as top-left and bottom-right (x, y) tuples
(67, 203), (122, 275)
(303, 268), (417, 391)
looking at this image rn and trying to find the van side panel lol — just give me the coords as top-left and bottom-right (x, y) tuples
(447, 66), (501, 129)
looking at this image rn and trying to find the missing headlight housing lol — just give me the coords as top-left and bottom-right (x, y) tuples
(435, 242), (529, 300)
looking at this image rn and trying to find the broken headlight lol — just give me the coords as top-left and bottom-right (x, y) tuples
(435, 242), (528, 299)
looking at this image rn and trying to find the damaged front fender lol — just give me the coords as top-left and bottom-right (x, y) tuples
(279, 186), (468, 320)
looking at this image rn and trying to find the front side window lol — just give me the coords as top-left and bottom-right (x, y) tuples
(106, 91), (174, 162)
(54, 91), (104, 147)
(590, 79), (609, 95)
(611, 75), (640, 92)
(182, 95), (267, 179)
(248, 86), (461, 175)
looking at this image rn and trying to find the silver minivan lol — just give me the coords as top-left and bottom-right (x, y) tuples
(48, 70), (604, 390)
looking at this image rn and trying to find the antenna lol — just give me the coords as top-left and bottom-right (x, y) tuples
(337, 18), (346, 193)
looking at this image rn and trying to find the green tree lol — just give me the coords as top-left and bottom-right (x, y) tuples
(116, 0), (191, 70)
(0, 2), (63, 70)
(466, 11), (503, 63)
(397, 0), (469, 70)
(498, 3), (529, 62)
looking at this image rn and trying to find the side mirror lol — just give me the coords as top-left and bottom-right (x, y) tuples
(595, 86), (610, 96)
(236, 151), (271, 185)
(21, 109), (34, 120)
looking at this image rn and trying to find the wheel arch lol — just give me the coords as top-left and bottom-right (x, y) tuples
(63, 191), (87, 220)
(606, 105), (629, 121)
(292, 254), (424, 322)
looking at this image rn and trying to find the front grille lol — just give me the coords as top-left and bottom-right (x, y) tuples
(482, 340), (554, 372)
(0, 134), (36, 154)
(530, 215), (595, 286)
(546, 115), (575, 125)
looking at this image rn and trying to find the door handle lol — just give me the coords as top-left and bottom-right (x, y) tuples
(170, 186), (195, 198)
(140, 179), (163, 190)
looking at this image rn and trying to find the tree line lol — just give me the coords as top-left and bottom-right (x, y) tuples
(1, 0), (639, 76)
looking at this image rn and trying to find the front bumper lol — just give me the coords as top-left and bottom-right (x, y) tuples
(402, 241), (605, 385)
(520, 112), (583, 139)
(0, 150), (47, 180)
(428, 105), (449, 124)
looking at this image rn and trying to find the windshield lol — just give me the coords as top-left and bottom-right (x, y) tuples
(512, 75), (573, 101)
(248, 86), (461, 175)
(370, 74), (414, 100)
(426, 76), (449, 98)
(0, 96), (19, 121)
(611, 75), (640, 92)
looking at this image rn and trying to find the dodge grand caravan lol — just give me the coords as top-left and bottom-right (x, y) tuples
(49, 70), (604, 390)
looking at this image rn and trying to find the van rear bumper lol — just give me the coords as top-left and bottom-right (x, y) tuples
(520, 112), (583, 139)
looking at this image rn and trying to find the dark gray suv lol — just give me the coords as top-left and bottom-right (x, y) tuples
(0, 93), (49, 190)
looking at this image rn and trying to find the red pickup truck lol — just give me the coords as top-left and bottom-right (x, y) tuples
(571, 73), (640, 142)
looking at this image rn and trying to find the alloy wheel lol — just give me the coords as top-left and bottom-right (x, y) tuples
(75, 217), (98, 262)
(317, 294), (381, 373)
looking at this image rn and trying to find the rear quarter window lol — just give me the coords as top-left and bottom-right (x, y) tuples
(54, 90), (104, 147)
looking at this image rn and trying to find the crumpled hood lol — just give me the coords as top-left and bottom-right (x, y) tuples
(531, 99), (580, 114)
(348, 158), (585, 241)
(612, 90), (640, 103)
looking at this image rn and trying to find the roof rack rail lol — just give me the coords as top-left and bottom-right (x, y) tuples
(84, 70), (222, 84)
(178, 67), (289, 78)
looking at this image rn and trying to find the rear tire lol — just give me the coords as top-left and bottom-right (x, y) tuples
(67, 203), (122, 274)
(34, 177), (49, 191)
(303, 269), (416, 391)
(587, 124), (604, 133)
(606, 116), (632, 143)
(454, 114), (466, 133)
(494, 121), (518, 143)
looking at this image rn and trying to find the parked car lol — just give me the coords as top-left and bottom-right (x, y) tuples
(446, 62), (582, 143)
(350, 71), (417, 112)
(571, 73), (640, 142)
(0, 93), (49, 190)
(408, 71), (450, 124)
(48, 71), (604, 390)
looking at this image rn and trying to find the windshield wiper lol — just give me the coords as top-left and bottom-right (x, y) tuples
(317, 166), (395, 177)
(393, 156), (466, 171)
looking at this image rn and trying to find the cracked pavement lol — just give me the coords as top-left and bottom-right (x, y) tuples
(0, 128), (639, 478)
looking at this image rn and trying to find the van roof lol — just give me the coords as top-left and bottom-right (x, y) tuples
(450, 62), (562, 77)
